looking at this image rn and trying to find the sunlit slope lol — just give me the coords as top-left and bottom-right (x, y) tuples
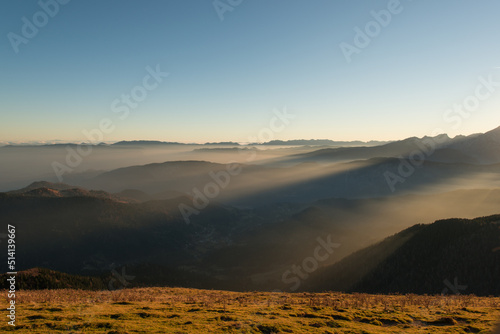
(309, 215), (500, 295)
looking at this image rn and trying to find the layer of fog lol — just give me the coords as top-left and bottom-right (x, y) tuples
(0, 144), (321, 192)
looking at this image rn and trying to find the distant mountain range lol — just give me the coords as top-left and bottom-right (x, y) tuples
(248, 139), (391, 146)
(0, 140), (236, 147)
(289, 126), (500, 165)
(3, 126), (498, 153)
(112, 141), (241, 146)
(2, 182), (500, 293)
(59, 157), (500, 206)
(2, 126), (500, 294)
(0, 139), (384, 147)
(2, 126), (499, 193)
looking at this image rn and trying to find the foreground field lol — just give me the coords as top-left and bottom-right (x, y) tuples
(1, 287), (500, 333)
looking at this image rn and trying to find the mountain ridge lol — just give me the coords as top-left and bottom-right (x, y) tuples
(308, 214), (500, 295)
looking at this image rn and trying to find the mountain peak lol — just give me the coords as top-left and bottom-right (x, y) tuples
(484, 125), (500, 136)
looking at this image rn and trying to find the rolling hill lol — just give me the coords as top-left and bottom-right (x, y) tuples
(2, 182), (500, 293)
(60, 158), (500, 207)
(309, 214), (500, 295)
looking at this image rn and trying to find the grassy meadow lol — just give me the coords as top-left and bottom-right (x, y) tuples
(1, 287), (500, 333)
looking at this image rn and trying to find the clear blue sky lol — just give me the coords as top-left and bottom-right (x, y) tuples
(1, 0), (500, 143)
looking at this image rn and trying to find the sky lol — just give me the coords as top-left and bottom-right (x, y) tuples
(1, 0), (500, 144)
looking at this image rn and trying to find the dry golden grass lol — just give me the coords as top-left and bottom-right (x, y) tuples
(1, 287), (500, 333)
